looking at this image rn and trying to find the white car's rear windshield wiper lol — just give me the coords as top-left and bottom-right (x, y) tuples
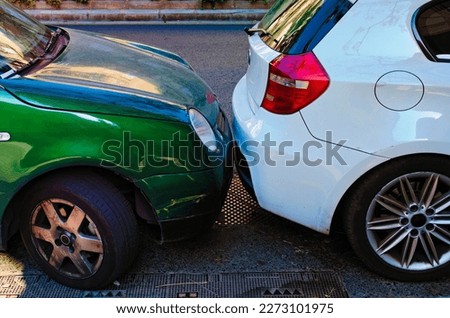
(244, 27), (279, 43)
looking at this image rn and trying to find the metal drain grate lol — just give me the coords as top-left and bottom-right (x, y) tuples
(0, 275), (28, 298)
(83, 290), (127, 298)
(217, 174), (275, 225)
(0, 275), (84, 298)
(0, 271), (348, 298)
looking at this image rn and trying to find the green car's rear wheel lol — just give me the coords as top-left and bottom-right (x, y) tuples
(20, 172), (139, 289)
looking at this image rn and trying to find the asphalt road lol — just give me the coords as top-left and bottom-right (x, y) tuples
(1, 24), (450, 298)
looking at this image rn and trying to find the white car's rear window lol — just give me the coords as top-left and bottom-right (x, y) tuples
(259, 0), (357, 54)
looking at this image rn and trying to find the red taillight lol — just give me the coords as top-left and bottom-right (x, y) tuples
(262, 52), (330, 114)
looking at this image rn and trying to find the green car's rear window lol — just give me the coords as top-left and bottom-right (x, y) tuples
(259, 0), (357, 54)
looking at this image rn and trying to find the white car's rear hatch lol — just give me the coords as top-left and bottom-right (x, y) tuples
(245, 0), (357, 114)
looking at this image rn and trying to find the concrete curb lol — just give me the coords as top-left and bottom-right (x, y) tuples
(26, 8), (267, 24)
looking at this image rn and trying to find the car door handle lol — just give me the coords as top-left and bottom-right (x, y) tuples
(0, 132), (11, 141)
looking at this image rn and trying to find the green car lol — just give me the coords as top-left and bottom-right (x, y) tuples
(0, 1), (233, 289)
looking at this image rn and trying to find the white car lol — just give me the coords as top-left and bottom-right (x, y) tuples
(232, 0), (450, 281)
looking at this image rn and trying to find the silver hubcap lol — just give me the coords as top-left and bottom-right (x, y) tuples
(367, 172), (450, 271)
(30, 199), (104, 279)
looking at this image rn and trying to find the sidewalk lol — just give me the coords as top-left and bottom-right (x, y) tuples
(20, 0), (273, 24)
(26, 8), (268, 24)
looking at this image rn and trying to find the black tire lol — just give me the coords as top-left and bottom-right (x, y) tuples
(19, 172), (139, 289)
(344, 155), (450, 281)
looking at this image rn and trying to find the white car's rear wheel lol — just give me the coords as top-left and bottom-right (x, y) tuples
(345, 155), (450, 281)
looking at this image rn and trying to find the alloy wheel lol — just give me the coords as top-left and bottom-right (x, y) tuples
(30, 198), (104, 279)
(367, 172), (450, 271)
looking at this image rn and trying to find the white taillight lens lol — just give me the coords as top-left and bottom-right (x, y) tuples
(189, 108), (217, 152)
(262, 52), (330, 114)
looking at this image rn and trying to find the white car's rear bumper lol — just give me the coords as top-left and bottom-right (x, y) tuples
(232, 76), (382, 234)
